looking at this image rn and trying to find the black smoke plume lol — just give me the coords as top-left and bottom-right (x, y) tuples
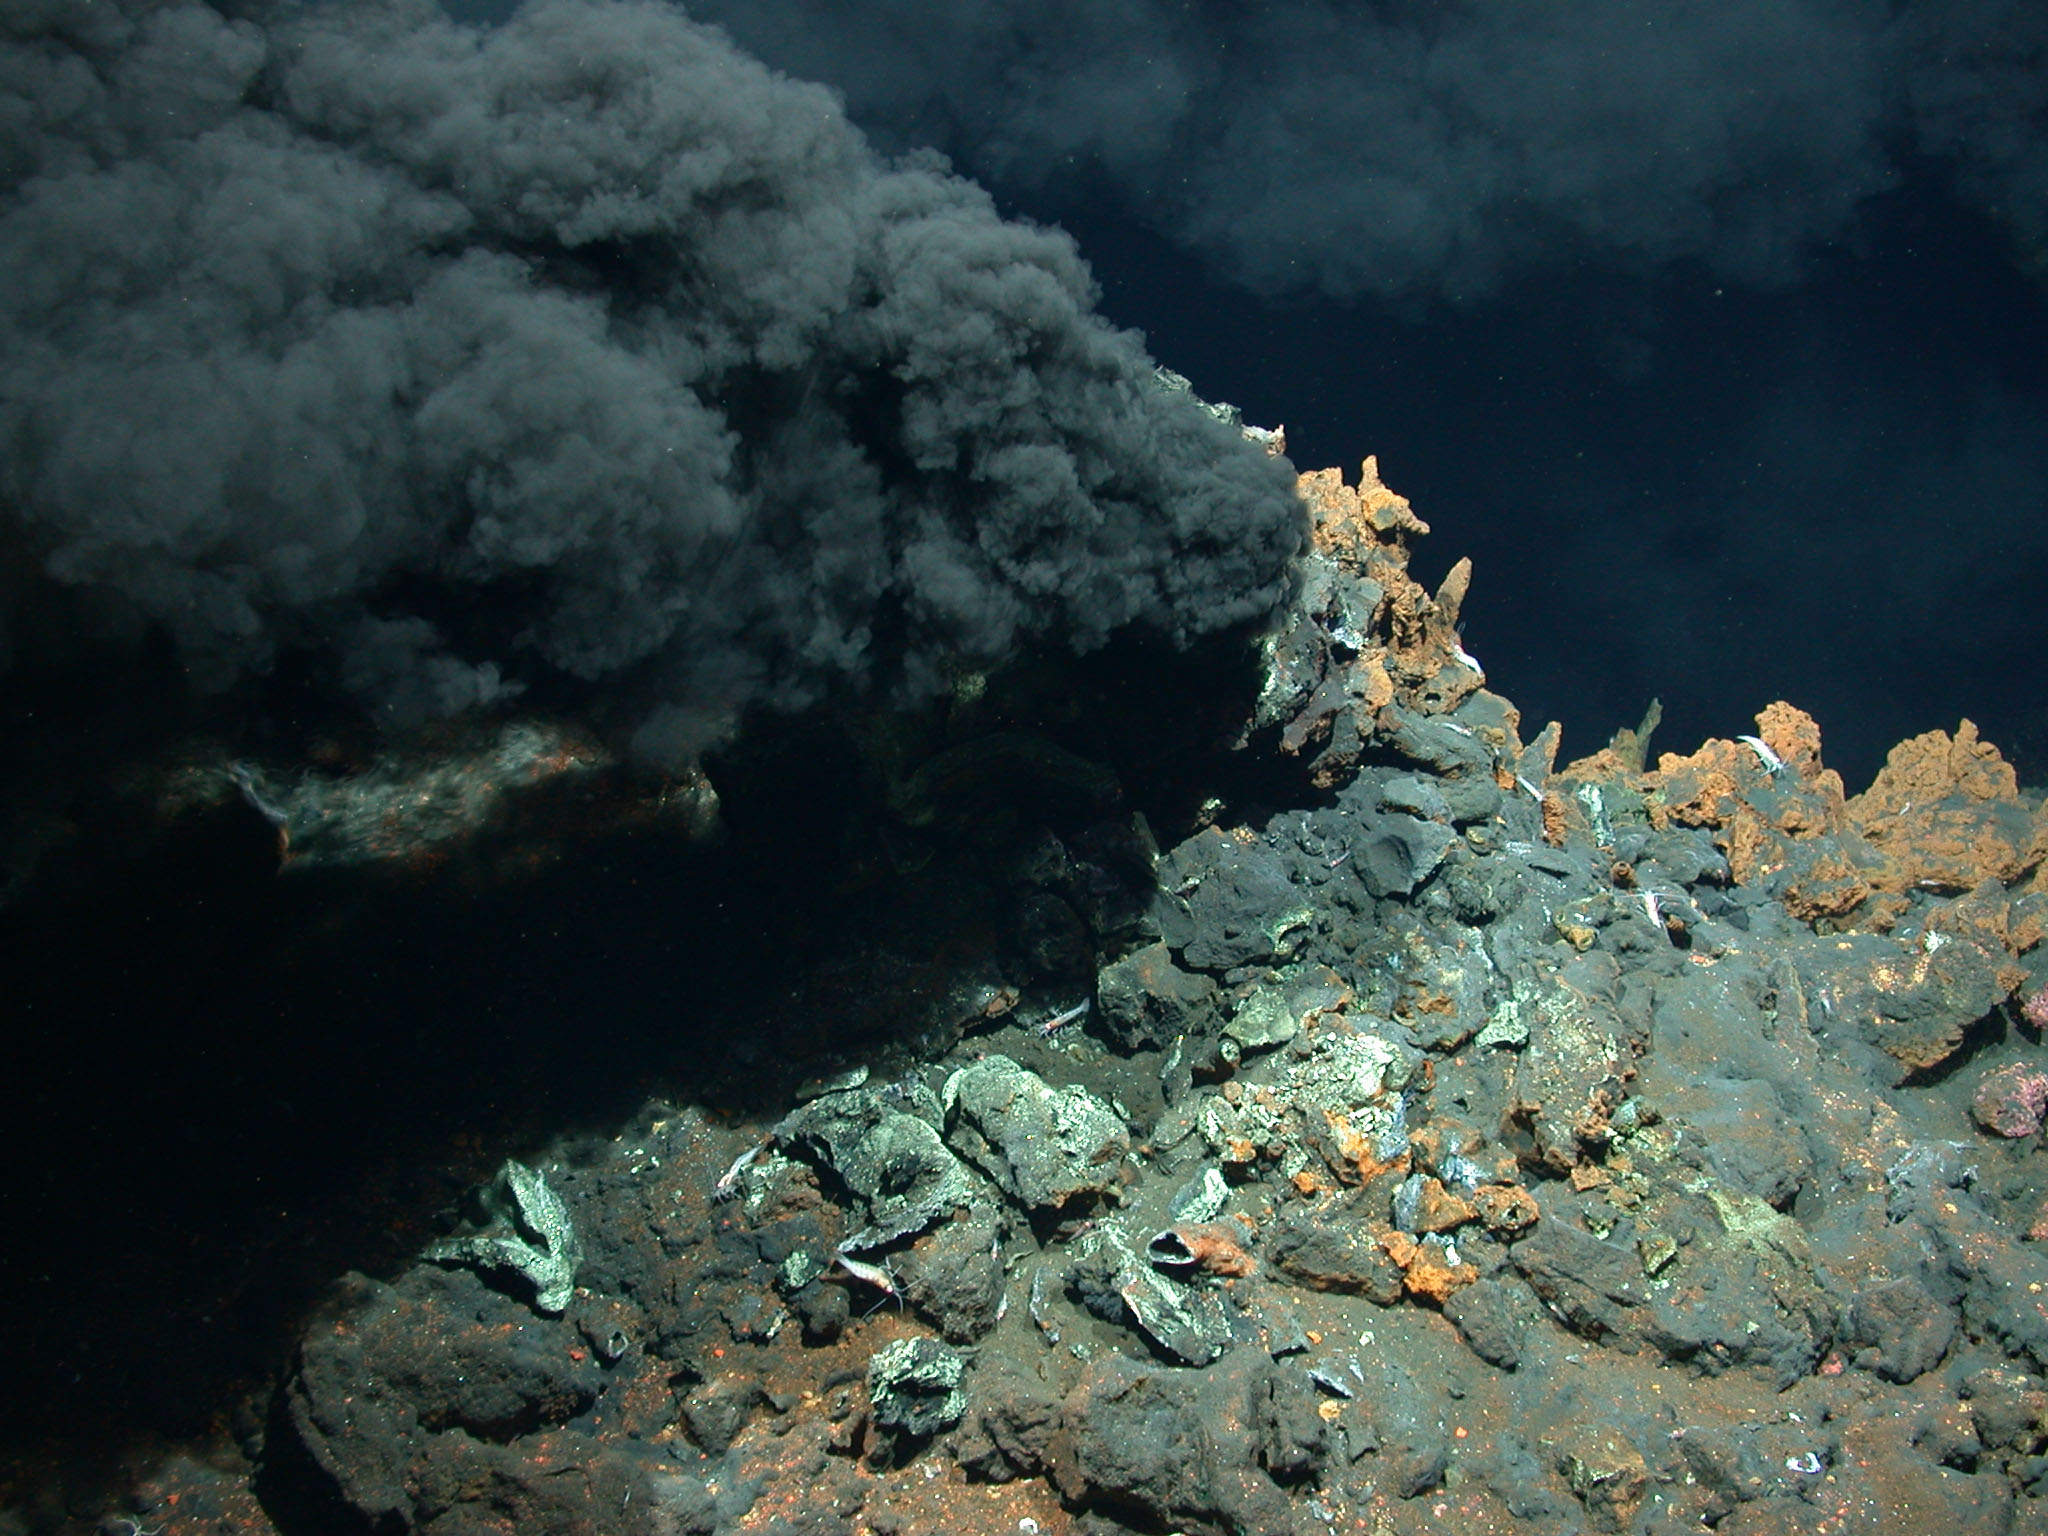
(0, 0), (1305, 753)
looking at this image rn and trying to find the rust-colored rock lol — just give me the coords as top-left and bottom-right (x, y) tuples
(1569, 1161), (1614, 1192)
(1407, 1176), (1478, 1234)
(1541, 792), (1571, 847)
(1321, 1108), (1410, 1184)
(1780, 849), (1872, 925)
(1471, 1183), (1541, 1235)
(1380, 1228), (1479, 1303)
(1634, 708), (2046, 966)
(1847, 721), (2048, 899)
(1645, 704), (1852, 886)
(1856, 717), (2021, 809)
(1749, 698), (1826, 775)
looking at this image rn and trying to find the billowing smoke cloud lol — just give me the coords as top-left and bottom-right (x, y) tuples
(674, 0), (2048, 304)
(0, 0), (1305, 748)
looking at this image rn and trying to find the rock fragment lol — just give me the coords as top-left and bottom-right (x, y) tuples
(422, 1159), (583, 1315)
(776, 1080), (984, 1248)
(898, 1207), (1005, 1343)
(1095, 940), (1219, 1052)
(1973, 1063), (2048, 1137)
(866, 1336), (965, 1437)
(942, 1054), (1128, 1211)
(1070, 1223), (1235, 1366)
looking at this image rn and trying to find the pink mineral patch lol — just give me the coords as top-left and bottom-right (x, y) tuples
(1972, 1064), (2048, 1138)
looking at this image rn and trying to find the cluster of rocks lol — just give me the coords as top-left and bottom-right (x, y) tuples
(121, 458), (2048, 1536)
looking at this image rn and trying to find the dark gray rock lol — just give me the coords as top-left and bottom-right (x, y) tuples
(1805, 928), (2015, 1082)
(1639, 1240), (1831, 1390)
(1493, 952), (1641, 1177)
(1962, 1366), (2048, 1453)
(1096, 940), (1220, 1052)
(1435, 846), (1526, 925)
(1510, 1219), (1648, 1340)
(1674, 1425), (1770, 1524)
(900, 1207), (1004, 1344)
(681, 1372), (764, 1454)
(1052, 1352), (1301, 1536)
(1066, 818), (1162, 948)
(1054, 1356), (1215, 1529)
(1013, 889), (1093, 976)
(265, 1267), (610, 1533)
(1442, 1275), (1525, 1369)
(1472, 1434), (1572, 1521)
(642, 1471), (720, 1535)
(404, 1428), (650, 1536)
(1349, 811), (1459, 899)
(1367, 1366), (1449, 1498)
(1372, 707), (1496, 786)
(1154, 828), (1312, 972)
(1936, 1203), (2048, 1378)
(1267, 1198), (1405, 1305)
(1845, 1276), (1955, 1383)
(1380, 774), (1452, 821)
(1640, 827), (1729, 887)
(1254, 1367), (1329, 1482)
(791, 1279), (850, 1344)
(957, 1359), (1062, 1482)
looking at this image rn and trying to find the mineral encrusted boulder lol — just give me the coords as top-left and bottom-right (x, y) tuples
(942, 1054), (1128, 1211)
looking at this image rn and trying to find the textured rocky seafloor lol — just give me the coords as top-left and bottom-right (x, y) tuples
(47, 460), (2048, 1536)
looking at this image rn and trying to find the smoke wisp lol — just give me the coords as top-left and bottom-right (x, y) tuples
(674, 0), (2048, 306)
